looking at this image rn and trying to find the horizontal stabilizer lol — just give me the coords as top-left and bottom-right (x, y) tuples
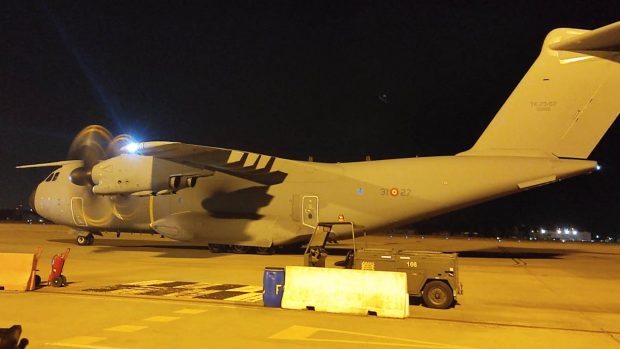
(551, 21), (620, 51)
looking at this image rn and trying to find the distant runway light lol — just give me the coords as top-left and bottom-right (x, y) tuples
(378, 93), (388, 104)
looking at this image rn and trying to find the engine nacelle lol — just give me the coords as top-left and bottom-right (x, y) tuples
(91, 154), (180, 195)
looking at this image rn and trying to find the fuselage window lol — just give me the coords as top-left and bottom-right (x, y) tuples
(52, 172), (60, 181)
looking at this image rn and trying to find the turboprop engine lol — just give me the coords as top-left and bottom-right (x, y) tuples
(91, 154), (173, 195)
(62, 126), (211, 196)
(90, 154), (211, 196)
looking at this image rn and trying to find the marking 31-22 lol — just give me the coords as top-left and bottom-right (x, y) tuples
(380, 188), (412, 197)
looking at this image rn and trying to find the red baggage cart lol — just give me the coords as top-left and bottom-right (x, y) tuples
(48, 248), (70, 287)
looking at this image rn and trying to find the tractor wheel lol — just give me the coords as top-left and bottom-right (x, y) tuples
(422, 280), (453, 309)
(61, 275), (67, 286)
(34, 275), (41, 287)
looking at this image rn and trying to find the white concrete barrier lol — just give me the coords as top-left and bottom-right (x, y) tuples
(0, 253), (37, 291)
(281, 266), (409, 318)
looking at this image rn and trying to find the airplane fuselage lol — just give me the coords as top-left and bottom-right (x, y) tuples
(32, 154), (595, 247)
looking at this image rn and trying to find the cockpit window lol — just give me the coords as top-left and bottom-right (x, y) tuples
(52, 172), (60, 181)
(44, 172), (54, 182)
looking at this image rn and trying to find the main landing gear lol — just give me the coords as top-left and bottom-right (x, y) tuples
(208, 244), (275, 255)
(255, 246), (276, 255)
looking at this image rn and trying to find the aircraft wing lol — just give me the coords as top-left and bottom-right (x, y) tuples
(16, 160), (83, 169)
(125, 142), (288, 185)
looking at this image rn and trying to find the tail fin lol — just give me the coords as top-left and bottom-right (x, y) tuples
(461, 21), (620, 159)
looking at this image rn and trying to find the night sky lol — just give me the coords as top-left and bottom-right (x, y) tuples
(1, 2), (619, 236)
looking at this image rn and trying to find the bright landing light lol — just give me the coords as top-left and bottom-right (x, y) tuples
(123, 142), (140, 153)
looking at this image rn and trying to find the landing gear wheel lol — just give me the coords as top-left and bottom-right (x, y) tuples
(422, 280), (453, 309)
(230, 245), (249, 254)
(77, 233), (94, 246)
(76, 235), (88, 246)
(256, 246), (275, 255)
(209, 244), (226, 253)
(52, 277), (63, 287)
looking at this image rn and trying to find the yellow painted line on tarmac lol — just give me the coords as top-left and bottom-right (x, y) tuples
(103, 288), (152, 296)
(124, 280), (171, 286)
(164, 289), (221, 297)
(175, 282), (216, 289)
(144, 316), (180, 322)
(269, 325), (479, 349)
(105, 325), (148, 333)
(223, 292), (264, 302)
(45, 336), (120, 349)
(175, 308), (207, 314)
(228, 285), (263, 292)
(46, 343), (121, 349)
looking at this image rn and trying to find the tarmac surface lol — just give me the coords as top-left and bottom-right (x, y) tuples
(1, 223), (619, 348)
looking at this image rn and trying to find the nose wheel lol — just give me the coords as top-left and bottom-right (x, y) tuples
(76, 233), (95, 246)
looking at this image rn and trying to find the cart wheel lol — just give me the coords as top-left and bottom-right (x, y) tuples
(77, 235), (88, 246)
(86, 234), (95, 245)
(422, 280), (453, 309)
(52, 277), (63, 287)
(34, 274), (41, 287)
(61, 275), (67, 286)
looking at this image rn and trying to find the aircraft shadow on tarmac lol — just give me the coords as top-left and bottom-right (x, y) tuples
(48, 239), (577, 259)
(454, 247), (577, 259)
(47, 239), (307, 258)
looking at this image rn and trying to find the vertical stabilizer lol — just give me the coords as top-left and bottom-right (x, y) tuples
(462, 21), (620, 159)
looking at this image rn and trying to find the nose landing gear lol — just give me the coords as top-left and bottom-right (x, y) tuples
(76, 232), (95, 246)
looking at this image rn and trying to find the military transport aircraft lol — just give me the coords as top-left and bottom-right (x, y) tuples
(18, 22), (620, 253)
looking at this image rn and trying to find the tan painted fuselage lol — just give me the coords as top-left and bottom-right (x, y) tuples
(32, 154), (596, 247)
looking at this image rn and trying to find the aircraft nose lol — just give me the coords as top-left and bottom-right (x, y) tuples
(28, 189), (37, 215)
